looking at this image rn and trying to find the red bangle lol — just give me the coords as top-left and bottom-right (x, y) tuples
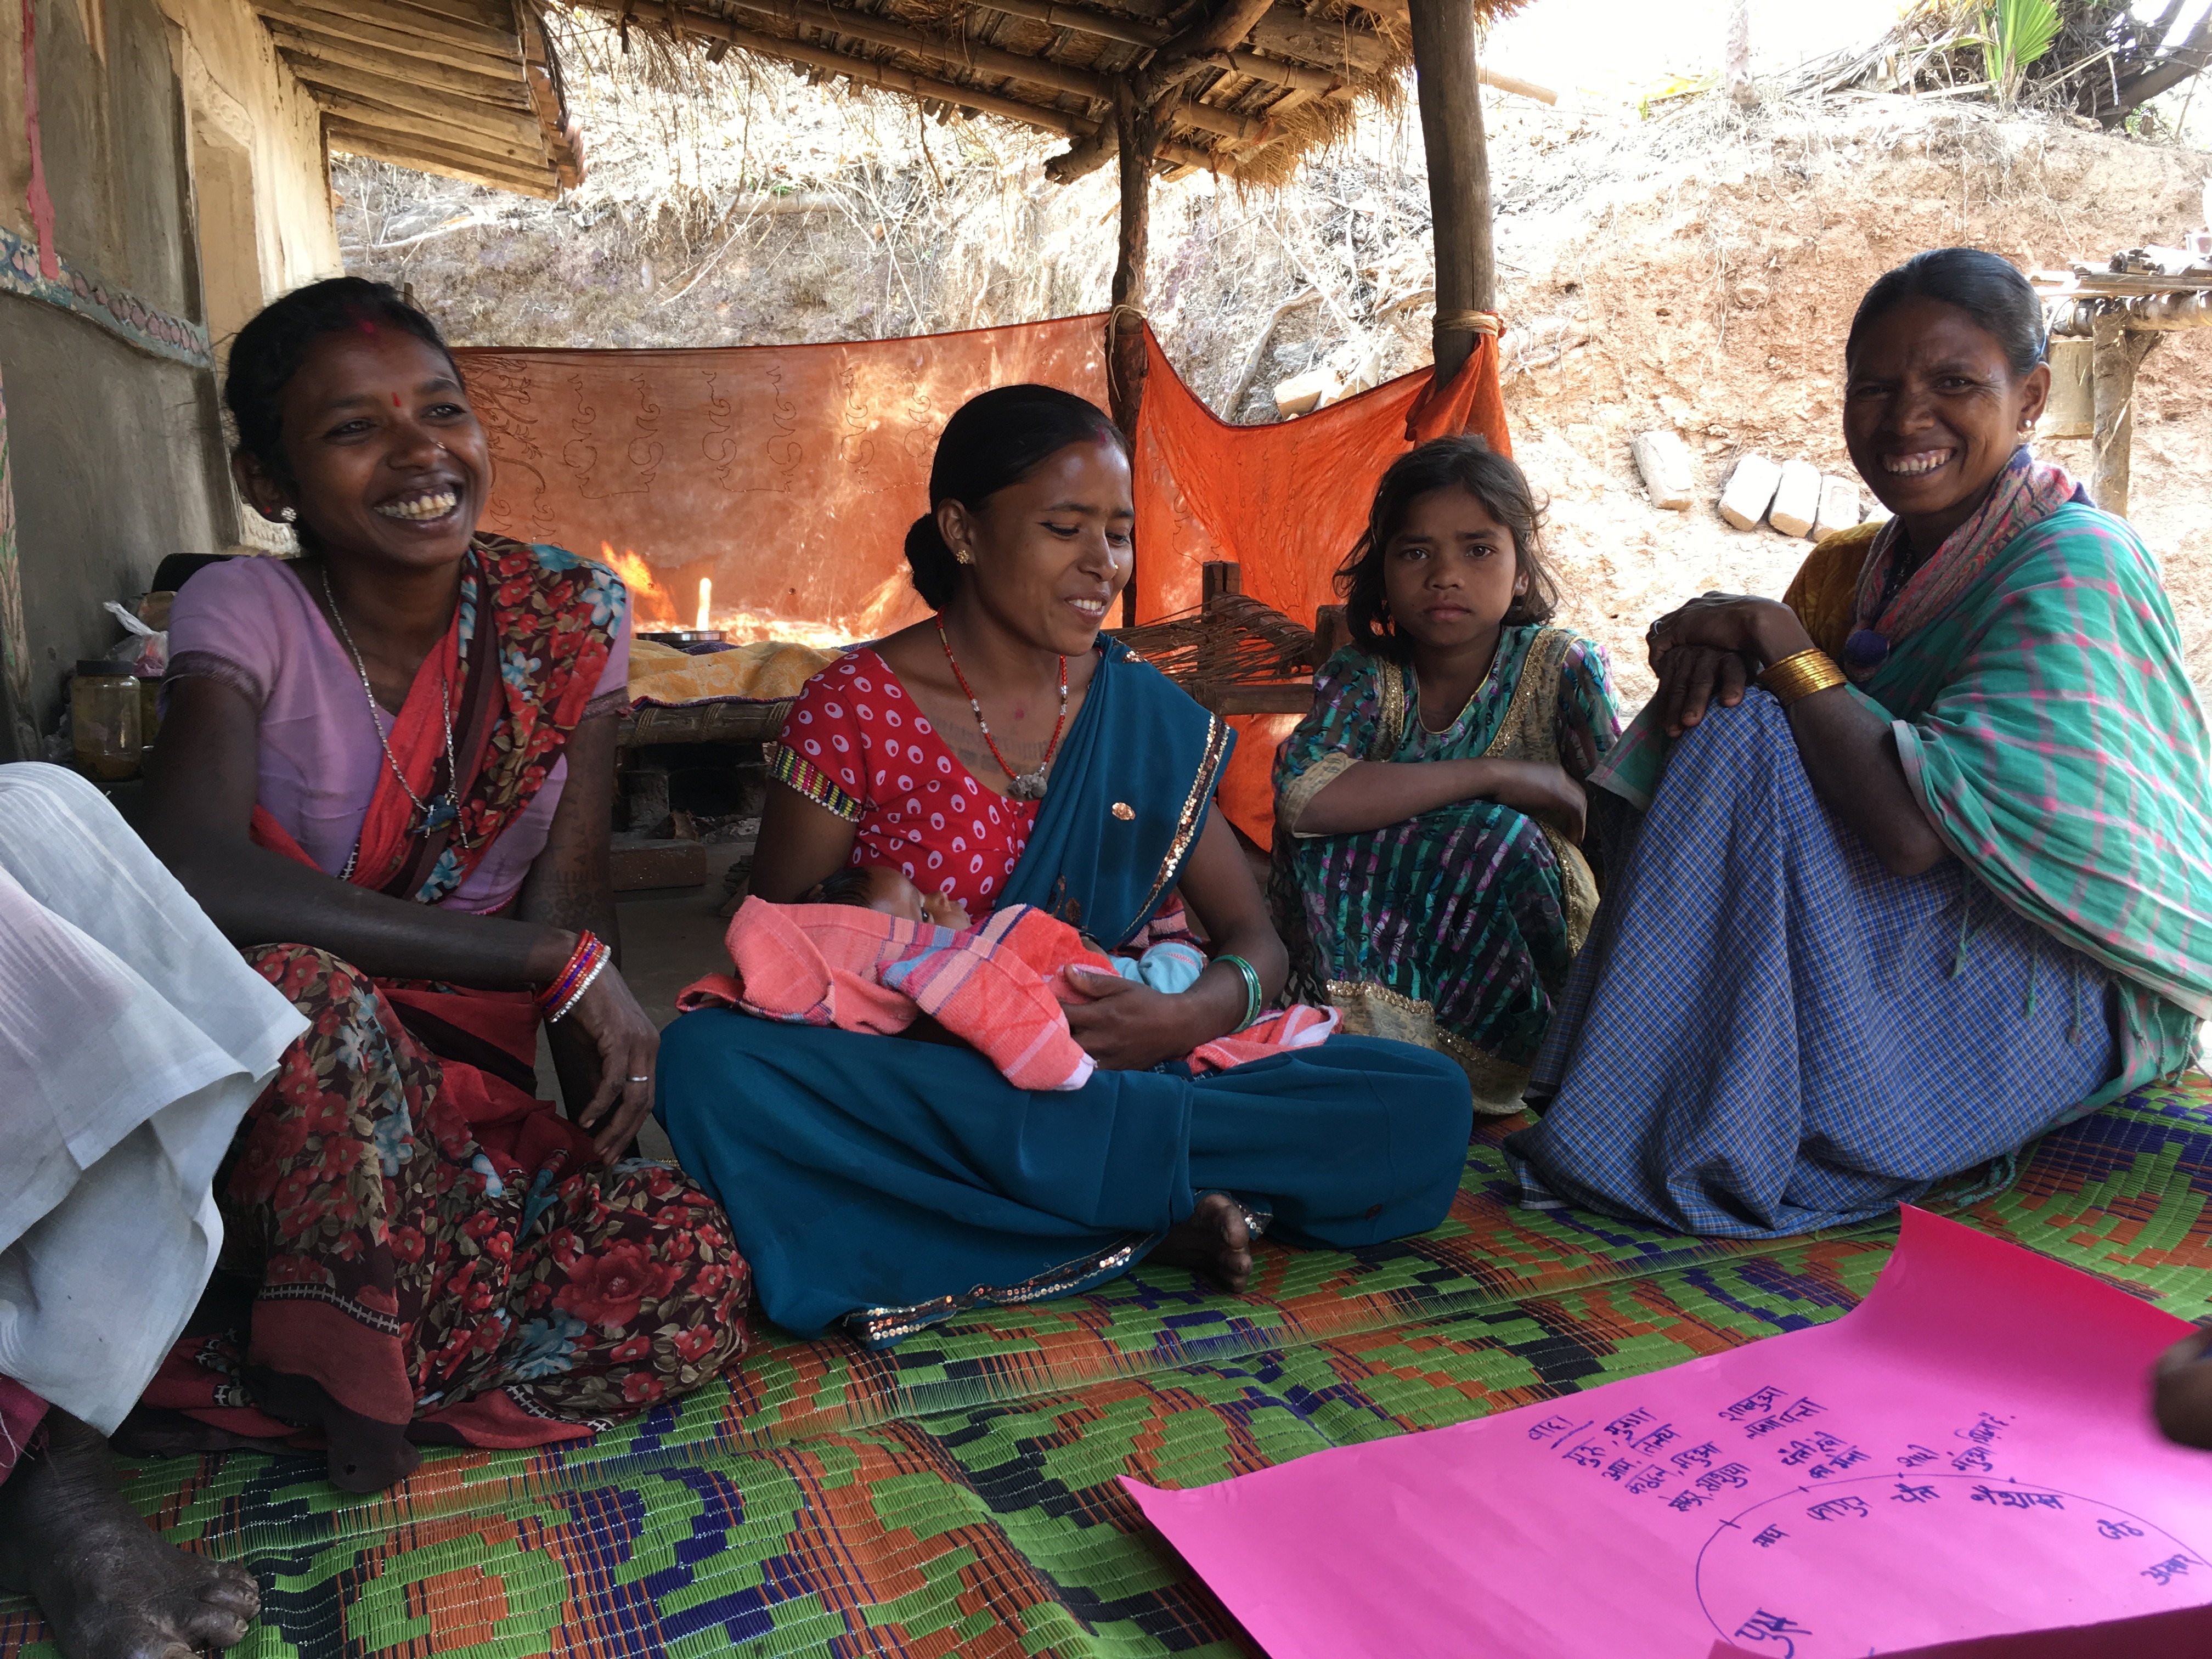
(537, 930), (601, 1015)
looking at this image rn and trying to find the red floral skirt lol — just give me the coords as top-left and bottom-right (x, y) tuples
(142, 944), (748, 1448)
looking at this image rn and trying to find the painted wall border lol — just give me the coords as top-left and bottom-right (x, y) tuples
(0, 222), (214, 371)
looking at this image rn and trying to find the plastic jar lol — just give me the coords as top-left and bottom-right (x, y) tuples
(71, 661), (142, 780)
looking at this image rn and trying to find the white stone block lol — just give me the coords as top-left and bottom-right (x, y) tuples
(1863, 501), (1894, 526)
(1631, 430), (1695, 511)
(1812, 475), (1861, 541)
(1768, 458), (1822, 538)
(1273, 366), (1338, 417)
(1718, 452), (1783, 531)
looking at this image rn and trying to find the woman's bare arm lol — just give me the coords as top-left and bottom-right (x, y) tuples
(144, 677), (575, 984)
(515, 713), (658, 1149)
(747, 776), (862, 902)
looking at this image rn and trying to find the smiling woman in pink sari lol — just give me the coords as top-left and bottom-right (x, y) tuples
(132, 278), (747, 1494)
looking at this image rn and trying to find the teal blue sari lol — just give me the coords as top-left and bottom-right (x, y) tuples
(656, 640), (1471, 1347)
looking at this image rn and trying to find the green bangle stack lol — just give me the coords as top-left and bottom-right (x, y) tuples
(1216, 953), (1264, 1032)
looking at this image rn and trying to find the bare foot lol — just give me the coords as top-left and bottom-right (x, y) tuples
(244, 1369), (419, 1493)
(0, 1413), (259, 1659)
(1148, 1192), (1254, 1295)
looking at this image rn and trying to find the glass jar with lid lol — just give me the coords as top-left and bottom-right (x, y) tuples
(71, 661), (142, 780)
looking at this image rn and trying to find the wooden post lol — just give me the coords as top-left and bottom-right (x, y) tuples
(1408, 0), (1496, 393)
(1312, 603), (1351, 663)
(1724, 0), (1755, 108)
(2090, 313), (2162, 519)
(1109, 78), (1155, 625)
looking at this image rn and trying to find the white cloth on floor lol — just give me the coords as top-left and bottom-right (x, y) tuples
(0, 764), (304, 1432)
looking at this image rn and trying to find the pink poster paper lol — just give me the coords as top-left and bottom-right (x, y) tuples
(1125, 1209), (2212, 1658)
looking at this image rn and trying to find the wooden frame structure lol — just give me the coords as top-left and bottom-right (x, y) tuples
(563, 0), (1525, 617)
(2041, 250), (2212, 519)
(256, 0), (587, 199)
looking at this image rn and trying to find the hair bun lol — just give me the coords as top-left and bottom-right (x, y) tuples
(905, 512), (962, 610)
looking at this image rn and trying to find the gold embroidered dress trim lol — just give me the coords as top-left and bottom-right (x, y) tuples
(1132, 713), (1231, 925)
(1326, 980), (1534, 1114)
(843, 1233), (1150, 1348)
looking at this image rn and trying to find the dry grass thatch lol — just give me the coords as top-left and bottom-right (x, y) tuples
(531, 0), (1505, 187)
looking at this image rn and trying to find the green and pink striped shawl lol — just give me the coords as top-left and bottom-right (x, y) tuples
(1869, 493), (2210, 1067)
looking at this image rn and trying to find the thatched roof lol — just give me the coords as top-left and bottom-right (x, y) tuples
(263, 0), (586, 199)
(561, 0), (1516, 187)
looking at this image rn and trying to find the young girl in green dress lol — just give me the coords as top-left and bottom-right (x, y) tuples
(1271, 438), (1621, 1112)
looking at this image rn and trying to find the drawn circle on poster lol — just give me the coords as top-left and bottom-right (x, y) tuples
(1692, 1472), (2205, 1657)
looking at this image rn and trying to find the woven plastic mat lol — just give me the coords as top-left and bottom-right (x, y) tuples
(3, 1071), (2205, 1657)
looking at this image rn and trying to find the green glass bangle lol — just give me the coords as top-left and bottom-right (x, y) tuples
(1217, 952), (1264, 1032)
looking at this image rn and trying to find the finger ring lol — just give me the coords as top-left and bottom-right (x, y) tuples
(627, 1075), (651, 1084)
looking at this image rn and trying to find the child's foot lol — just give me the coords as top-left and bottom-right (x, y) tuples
(0, 1412), (261, 1659)
(1150, 1192), (1254, 1295)
(244, 1369), (419, 1493)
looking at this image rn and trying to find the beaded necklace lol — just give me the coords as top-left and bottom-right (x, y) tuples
(934, 619), (1067, 801)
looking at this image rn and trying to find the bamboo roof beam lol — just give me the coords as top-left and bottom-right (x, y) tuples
(283, 58), (549, 147)
(268, 0), (522, 61)
(262, 18), (529, 99)
(255, 0), (521, 72)
(583, 0), (1269, 144)
(595, 0), (1244, 168)
(323, 117), (557, 196)
(312, 87), (555, 167)
(970, 0), (1346, 94)
(1046, 0), (1271, 181)
(981, 0), (1553, 100)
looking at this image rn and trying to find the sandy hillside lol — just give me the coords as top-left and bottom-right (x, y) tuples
(341, 44), (2212, 708)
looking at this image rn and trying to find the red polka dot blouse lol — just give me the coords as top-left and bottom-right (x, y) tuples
(766, 648), (1036, 917)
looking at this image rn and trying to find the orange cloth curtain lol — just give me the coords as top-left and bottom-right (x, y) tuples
(455, 317), (1109, 644)
(455, 317), (1510, 842)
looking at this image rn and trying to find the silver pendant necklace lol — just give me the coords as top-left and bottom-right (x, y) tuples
(319, 567), (463, 854)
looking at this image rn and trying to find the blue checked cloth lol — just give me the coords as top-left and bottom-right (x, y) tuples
(1505, 691), (2119, 1236)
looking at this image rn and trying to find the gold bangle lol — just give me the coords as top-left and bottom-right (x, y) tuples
(1757, 647), (1847, 706)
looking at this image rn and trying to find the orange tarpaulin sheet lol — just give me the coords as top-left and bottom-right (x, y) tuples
(455, 317), (1509, 842)
(455, 317), (1108, 644)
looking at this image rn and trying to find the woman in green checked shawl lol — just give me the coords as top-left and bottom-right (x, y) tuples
(1506, 247), (2212, 1237)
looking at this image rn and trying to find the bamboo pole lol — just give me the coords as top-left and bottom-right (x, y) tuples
(1408, 0), (1496, 394)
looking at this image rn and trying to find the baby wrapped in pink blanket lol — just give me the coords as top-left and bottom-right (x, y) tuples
(677, 871), (1338, 1092)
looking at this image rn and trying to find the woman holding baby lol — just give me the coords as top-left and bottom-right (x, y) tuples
(656, 386), (1472, 1348)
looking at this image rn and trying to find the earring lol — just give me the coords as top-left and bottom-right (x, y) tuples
(953, 548), (973, 566)
(279, 506), (298, 523)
